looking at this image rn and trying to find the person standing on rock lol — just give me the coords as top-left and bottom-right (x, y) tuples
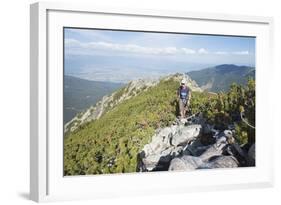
(177, 79), (191, 119)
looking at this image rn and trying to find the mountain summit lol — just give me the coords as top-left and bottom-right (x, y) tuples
(187, 64), (255, 92)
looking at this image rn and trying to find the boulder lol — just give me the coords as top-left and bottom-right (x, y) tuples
(138, 123), (202, 171)
(199, 156), (239, 169)
(171, 124), (202, 146)
(169, 156), (203, 171)
(227, 143), (248, 166)
(138, 122), (244, 172)
(182, 139), (211, 156)
(199, 136), (228, 161)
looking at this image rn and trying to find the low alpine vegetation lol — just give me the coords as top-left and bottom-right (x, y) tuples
(64, 75), (255, 175)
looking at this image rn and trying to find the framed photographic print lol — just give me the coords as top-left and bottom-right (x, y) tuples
(30, 2), (274, 202)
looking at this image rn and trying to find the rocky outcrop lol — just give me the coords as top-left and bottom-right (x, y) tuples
(169, 133), (239, 171)
(65, 73), (202, 134)
(137, 123), (202, 171)
(137, 115), (254, 172)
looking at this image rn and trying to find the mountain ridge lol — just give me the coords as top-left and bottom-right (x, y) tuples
(187, 64), (255, 92)
(64, 75), (123, 124)
(64, 73), (202, 134)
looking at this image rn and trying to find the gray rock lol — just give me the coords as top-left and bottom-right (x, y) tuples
(169, 156), (203, 171)
(199, 156), (239, 169)
(199, 136), (228, 161)
(182, 139), (211, 156)
(203, 124), (214, 135)
(224, 130), (233, 138)
(138, 121), (243, 172)
(138, 124), (202, 171)
(247, 143), (255, 166)
(169, 155), (239, 171)
(171, 124), (202, 146)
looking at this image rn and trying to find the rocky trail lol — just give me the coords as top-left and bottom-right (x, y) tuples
(137, 112), (255, 172)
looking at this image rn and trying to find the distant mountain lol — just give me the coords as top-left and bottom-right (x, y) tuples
(64, 75), (123, 124)
(187, 64), (255, 92)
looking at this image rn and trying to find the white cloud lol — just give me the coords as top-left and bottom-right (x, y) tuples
(65, 38), (197, 56)
(198, 48), (208, 54)
(215, 51), (228, 55)
(65, 38), (250, 58)
(181, 48), (196, 54)
(232, 51), (249, 55)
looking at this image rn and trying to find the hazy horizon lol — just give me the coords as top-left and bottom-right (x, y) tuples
(65, 63), (255, 84)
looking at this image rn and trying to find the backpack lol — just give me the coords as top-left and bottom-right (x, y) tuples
(179, 86), (189, 99)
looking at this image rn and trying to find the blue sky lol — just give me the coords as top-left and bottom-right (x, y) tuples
(64, 28), (255, 83)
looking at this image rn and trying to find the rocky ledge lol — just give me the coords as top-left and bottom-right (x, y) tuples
(137, 114), (255, 172)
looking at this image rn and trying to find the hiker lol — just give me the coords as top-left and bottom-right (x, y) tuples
(177, 79), (191, 119)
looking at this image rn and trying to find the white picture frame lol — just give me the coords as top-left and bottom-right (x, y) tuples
(30, 1), (274, 202)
